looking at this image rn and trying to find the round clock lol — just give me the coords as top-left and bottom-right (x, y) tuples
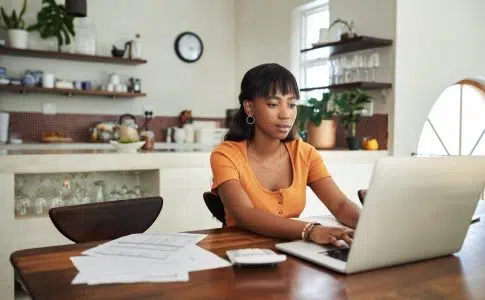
(174, 32), (204, 63)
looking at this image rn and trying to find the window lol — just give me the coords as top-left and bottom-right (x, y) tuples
(292, 0), (329, 101)
(416, 78), (485, 199)
(417, 79), (485, 156)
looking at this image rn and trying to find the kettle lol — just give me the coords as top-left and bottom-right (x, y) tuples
(118, 114), (139, 143)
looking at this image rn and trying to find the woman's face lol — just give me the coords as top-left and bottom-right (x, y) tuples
(244, 91), (297, 140)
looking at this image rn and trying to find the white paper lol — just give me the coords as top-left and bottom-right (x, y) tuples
(299, 214), (349, 228)
(71, 232), (230, 286)
(72, 272), (189, 285)
(82, 232), (207, 260)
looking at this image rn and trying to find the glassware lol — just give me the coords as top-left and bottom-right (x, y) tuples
(93, 180), (106, 203)
(133, 171), (143, 198)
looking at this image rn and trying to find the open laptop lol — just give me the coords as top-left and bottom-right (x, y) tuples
(276, 156), (485, 274)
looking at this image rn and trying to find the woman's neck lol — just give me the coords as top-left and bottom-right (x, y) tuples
(249, 131), (282, 157)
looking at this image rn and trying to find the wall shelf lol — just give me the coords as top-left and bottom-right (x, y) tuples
(0, 85), (146, 99)
(300, 35), (393, 57)
(0, 46), (147, 65)
(300, 82), (392, 92)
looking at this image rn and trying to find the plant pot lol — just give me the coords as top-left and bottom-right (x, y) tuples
(307, 120), (336, 149)
(346, 136), (361, 150)
(8, 29), (28, 49)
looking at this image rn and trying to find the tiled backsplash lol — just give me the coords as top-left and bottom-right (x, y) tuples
(7, 112), (388, 149)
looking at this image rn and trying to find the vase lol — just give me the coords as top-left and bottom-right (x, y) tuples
(8, 29), (28, 49)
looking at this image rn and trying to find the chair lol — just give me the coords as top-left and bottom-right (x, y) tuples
(357, 189), (367, 204)
(48, 196), (163, 243)
(203, 192), (226, 227)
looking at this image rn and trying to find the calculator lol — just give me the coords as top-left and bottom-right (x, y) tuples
(226, 248), (287, 266)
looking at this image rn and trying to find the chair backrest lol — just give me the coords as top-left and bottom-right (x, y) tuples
(203, 192), (226, 227)
(49, 196), (163, 243)
(358, 189), (367, 204)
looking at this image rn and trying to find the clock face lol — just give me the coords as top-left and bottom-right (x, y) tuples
(174, 32), (204, 63)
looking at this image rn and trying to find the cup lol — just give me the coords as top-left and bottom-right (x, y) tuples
(81, 81), (92, 90)
(42, 73), (55, 88)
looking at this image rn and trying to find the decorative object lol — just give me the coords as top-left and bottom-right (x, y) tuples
(111, 45), (125, 57)
(65, 0), (86, 17)
(0, 0), (29, 49)
(174, 32), (203, 63)
(334, 89), (372, 150)
(131, 33), (142, 59)
(73, 17), (96, 55)
(297, 92), (337, 149)
(28, 0), (75, 52)
(118, 114), (139, 143)
(329, 18), (357, 40)
(109, 140), (145, 153)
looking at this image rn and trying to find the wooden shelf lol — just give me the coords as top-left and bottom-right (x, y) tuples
(0, 85), (146, 98)
(300, 82), (392, 92)
(300, 36), (393, 57)
(0, 46), (147, 65)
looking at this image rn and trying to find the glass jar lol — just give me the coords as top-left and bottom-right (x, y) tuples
(140, 131), (155, 151)
(74, 18), (97, 55)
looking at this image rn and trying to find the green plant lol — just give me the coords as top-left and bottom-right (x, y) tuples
(297, 92), (337, 132)
(28, 0), (75, 52)
(0, 0), (28, 30)
(334, 89), (371, 137)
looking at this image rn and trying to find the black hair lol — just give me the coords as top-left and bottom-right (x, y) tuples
(225, 63), (300, 142)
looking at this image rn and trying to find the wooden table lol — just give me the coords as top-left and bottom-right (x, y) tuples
(11, 203), (485, 300)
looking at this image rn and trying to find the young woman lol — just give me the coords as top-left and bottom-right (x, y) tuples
(210, 63), (360, 247)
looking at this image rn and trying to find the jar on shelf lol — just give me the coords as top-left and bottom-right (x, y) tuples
(74, 18), (97, 55)
(140, 130), (155, 151)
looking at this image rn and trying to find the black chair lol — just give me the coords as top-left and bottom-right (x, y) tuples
(358, 189), (367, 204)
(203, 192), (226, 227)
(49, 196), (163, 243)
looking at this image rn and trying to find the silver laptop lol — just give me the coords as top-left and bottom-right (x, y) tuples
(276, 156), (485, 274)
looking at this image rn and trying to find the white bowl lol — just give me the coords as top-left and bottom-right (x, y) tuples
(109, 141), (145, 153)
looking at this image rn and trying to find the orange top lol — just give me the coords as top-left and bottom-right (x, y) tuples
(210, 138), (331, 226)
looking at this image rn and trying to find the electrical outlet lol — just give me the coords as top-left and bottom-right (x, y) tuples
(42, 102), (56, 115)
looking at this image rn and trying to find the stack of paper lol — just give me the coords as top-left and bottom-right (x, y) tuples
(70, 232), (231, 285)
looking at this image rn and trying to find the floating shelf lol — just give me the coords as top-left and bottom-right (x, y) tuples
(300, 82), (392, 92)
(300, 36), (393, 57)
(0, 85), (146, 99)
(0, 46), (147, 65)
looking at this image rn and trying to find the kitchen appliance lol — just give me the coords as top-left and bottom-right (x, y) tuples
(118, 114), (139, 143)
(0, 111), (9, 144)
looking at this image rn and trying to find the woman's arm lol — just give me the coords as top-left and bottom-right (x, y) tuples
(217, 179), (308, 240)
(309, 177), (361, 228)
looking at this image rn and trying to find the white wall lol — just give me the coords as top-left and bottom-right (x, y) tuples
(234, 0), (306, 94)
(0, 0), (236, 118)
(393, 0), (485, 155)
(329, 0), (396, 120)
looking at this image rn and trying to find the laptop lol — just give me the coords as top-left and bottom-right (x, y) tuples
(276, 156), (485, 274)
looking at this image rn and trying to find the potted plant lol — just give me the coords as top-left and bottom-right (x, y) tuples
(297, 92), (337, 149)
(27, 0), (75, 52)
(0, 0), (29, 49)
(329, 18), (357, 40)
(334, 89), (371, 150)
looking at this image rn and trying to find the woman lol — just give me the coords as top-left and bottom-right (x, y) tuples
(210, 63), (360, 247)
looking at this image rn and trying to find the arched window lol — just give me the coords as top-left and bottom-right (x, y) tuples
(417, 77), (485, 156)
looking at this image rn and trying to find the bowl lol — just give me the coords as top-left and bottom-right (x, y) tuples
(110, 140), (145, 153)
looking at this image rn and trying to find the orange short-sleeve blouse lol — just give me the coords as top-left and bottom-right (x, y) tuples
(210, 138), (330, 226)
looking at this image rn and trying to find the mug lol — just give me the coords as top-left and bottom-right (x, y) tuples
(81, 81), (92, 90)
(42, 73), (55, 88)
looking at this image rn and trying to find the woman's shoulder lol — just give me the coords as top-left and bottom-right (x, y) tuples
(212, 140), (247, 157)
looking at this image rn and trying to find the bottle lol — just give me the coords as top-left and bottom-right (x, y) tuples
(131, 34), (142, 59)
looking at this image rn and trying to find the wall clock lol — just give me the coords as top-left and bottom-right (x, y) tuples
(174, 32), (204, 63)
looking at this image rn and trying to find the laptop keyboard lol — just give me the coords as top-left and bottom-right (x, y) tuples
(324, 248), (350, 262)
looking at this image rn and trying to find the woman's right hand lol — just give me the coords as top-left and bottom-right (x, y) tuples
(309, 225), (354, 248)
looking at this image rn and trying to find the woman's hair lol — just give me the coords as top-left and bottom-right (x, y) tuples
(225, 63), (300, 142)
